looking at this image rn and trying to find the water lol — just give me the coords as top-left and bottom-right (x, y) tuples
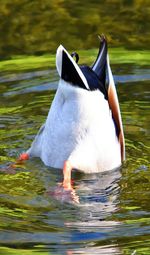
(0, 62), (150, 255)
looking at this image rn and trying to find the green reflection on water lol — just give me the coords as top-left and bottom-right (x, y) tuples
(0, 247), (50, 255)
(0, 49), (149, 254)
(0, 48), (149, 73)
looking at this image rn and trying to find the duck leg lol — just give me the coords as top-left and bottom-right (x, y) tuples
(63, 160), (73, 190)
(62, 160), (79, 203)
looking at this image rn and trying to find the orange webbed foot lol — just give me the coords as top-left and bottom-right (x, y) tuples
(8, 152), (29, 169)
(18, 152), (29, 161)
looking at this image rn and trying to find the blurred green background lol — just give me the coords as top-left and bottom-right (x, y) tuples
(0, 0), (149, 60)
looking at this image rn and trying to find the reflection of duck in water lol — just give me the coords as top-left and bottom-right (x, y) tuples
(64, 169), (122, 254)
(20, 35), (125, 190)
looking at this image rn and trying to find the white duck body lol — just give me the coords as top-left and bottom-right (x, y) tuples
(27, 79), (121, 173)
(27, 36), (125, 173)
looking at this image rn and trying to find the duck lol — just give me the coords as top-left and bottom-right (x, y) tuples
(20, 35), (125, 190)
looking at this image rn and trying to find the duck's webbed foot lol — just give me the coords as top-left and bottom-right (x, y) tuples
(11, 152), (29, 168)
(46, 160), (79, 204)
(18, 152), (29, 161)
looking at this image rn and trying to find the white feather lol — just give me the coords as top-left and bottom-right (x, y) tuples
(27, 79), (121, 173)
(56, 45), (89, 90)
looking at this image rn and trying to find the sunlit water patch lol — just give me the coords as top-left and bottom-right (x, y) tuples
(0, 64), (150, 254)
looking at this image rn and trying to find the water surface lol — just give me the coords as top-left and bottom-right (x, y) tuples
(0, 61), (150, 254)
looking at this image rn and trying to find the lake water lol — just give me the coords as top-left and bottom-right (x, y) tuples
(0, 60), (150, 254)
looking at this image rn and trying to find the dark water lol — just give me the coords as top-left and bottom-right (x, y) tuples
(0, 62), (150, 255)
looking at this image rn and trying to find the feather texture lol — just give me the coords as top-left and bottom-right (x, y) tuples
(27, 39), (125, 173)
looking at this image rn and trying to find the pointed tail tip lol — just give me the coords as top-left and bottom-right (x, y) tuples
(98, 34), (107, 42)
(56, 44), (64, 54)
